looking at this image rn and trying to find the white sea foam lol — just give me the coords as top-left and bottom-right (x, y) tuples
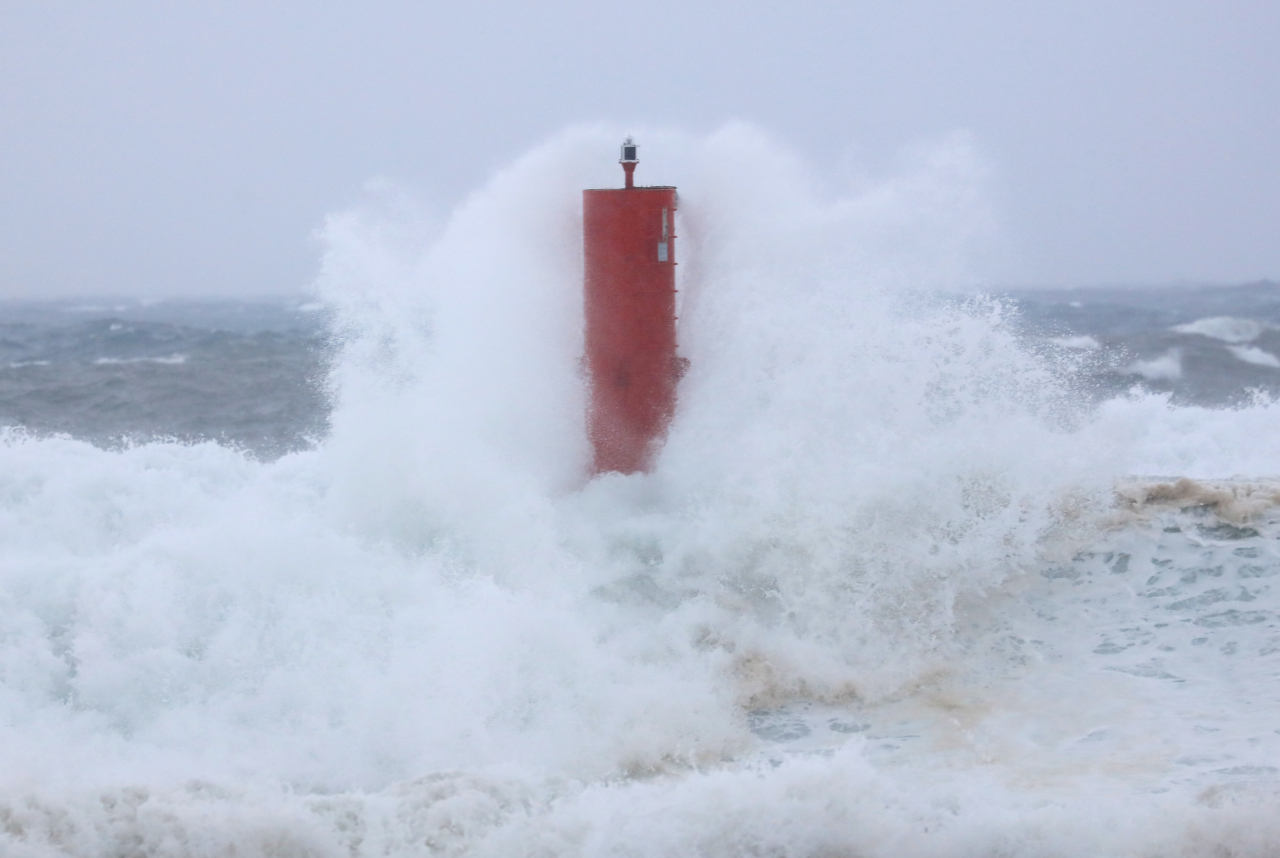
(63, 304), (131, 315)
(1126, 348), (1183, 380)
(1087, 393), (1280, 478)
(1174, 316), (1265, 343)
(93, 354), (188, 365)
(1, 127), (1279, 856)
(1228, 345), (1280, 368)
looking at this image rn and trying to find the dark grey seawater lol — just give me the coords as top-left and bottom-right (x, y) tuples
(1001, 280), (1280, 407)
(0, 299), (329, 458)
(1, 281), (1277, 458)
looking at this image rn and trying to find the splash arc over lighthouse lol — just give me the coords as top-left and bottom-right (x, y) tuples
(583, 138), (685, 474)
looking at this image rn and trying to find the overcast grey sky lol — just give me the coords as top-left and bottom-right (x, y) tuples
(1, 1), (1276, 298)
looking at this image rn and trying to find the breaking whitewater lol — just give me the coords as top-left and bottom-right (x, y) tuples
(3, 128), (1280, 857)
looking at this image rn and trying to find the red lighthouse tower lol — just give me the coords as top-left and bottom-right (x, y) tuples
(583, 138), (684, 474)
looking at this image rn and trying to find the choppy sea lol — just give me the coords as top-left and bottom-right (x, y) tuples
(6, 281), (1280, 460)
(4, 281), (1280, 457)
(2, 129), (1280, 856)
(0, 299), (329, 458)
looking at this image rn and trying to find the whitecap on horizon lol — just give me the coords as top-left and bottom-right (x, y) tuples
(1172, 316), (1264, 343)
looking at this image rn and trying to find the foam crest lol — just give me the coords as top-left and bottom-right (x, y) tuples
(1173, 316), (1265, 343)
(1087, 392), (1280, 478)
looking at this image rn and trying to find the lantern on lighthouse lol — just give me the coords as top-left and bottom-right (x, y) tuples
(620, 136), (639, 188)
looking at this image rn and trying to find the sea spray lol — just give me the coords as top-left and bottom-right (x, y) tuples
(314, 125), (1113, 704)
(0, 126), (1278, 856)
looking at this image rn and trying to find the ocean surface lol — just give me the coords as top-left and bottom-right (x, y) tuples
(0, 300), (329, 458)
(2, 129), (1280, 856)
(5, 282), (1280, 460)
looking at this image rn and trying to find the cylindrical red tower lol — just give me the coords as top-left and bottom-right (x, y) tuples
(583, 138), (684, 474)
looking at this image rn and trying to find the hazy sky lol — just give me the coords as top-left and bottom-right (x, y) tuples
(1, 1), (1276, 298)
